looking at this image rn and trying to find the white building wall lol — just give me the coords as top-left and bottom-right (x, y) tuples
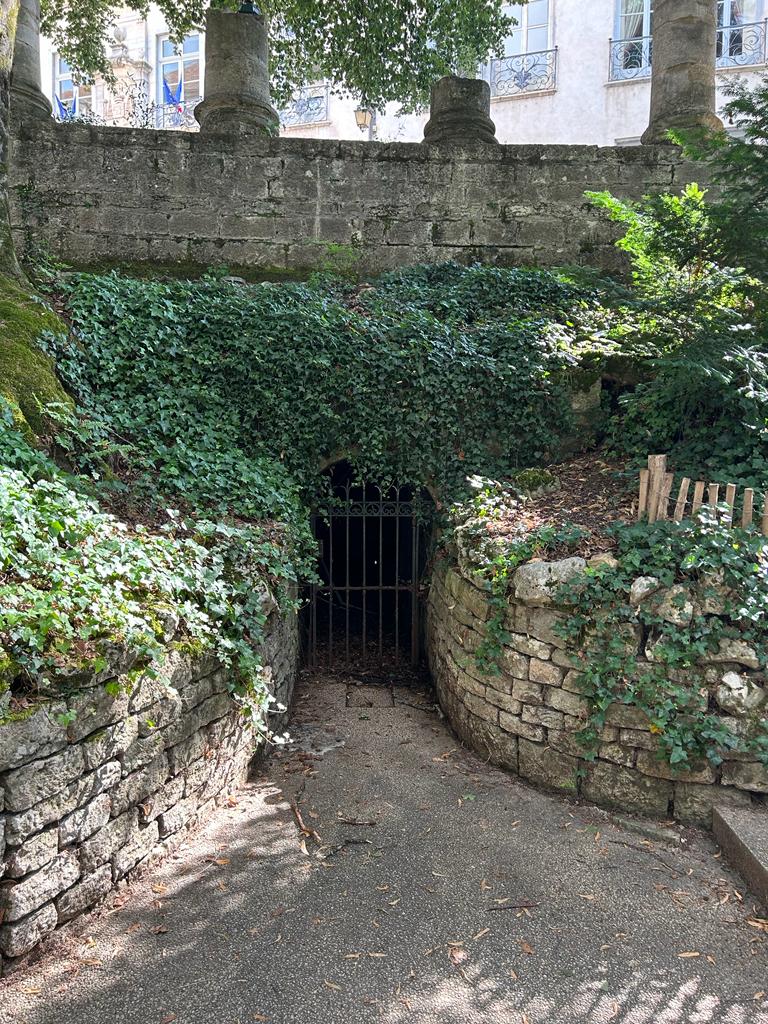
(37, 1), (768, 144)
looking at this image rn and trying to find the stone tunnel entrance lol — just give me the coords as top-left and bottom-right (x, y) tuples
(307, 462), (432, 672)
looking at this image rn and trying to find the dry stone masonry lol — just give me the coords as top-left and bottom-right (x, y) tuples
(8, 119), (701, 278)
(0, 605), (298, 974)
(427, 558), (765, 827)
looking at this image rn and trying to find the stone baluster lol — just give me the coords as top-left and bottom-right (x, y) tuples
(642, 0), (722, 144)
(194, 7), (278, 135)
(422, 75), (498, 146)
(11, 0), (52, 120)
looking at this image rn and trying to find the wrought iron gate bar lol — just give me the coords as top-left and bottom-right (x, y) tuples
(309, 481), (427, 671)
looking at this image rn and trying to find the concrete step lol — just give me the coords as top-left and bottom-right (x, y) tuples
(713, 803), (768, 907)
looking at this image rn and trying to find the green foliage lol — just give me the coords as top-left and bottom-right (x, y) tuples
(0, 409), (302, 729)
(41, 0), (514, 110)
(587, 185), (768, 487)
(45, 263), (598, 513)
(674, 76), (768, 278)
(556, 511), (768, 769)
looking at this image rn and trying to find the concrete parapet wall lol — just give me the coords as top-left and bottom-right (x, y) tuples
(9, 120), (701, 277)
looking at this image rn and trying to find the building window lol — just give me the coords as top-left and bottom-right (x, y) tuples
(53, 56), (94, 119)
(157, 34), (202, 128)
(279, 83), (331, 129)
(717, 1), (767, 67)
(502, 0), (550, 56)
(486, 1), (557, 98)
(610, 0), (654, 80)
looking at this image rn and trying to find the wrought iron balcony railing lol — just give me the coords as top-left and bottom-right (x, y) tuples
(609, 35), (652, 81)
(717, 20), (767, 68)
(154, 97), (201, 131)
(279, 83), (330, 128)
(488, 48), (558, 98)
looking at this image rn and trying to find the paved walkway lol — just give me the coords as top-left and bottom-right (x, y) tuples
(2, 673), (767, 1024)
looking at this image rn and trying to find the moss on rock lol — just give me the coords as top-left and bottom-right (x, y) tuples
(0, 274), (72, 435)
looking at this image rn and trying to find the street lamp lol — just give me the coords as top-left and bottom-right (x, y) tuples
(354, 104), (373, 133)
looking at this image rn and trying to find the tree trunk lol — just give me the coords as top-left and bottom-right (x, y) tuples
(0, 0), (20, 279)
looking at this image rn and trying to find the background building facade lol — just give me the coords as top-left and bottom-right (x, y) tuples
(39, 0), (768, 144)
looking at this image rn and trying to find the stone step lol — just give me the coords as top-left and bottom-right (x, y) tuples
(713, 804), (768, 908)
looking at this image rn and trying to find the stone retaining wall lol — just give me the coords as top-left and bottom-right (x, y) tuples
(9, 118), (701, 277)
(0, 605), (298, 974)
(427, 559), (765, 827)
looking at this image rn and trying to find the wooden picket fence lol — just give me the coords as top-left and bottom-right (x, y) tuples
(637, 454), (768, 534)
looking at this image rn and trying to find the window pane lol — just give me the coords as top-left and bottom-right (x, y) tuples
(183, 34), (199, 54)
(731, 0), (760, 23)
(58, 78), (74, 100)
(183, 58), (200, 99)
(528, 0), (549, 26)
(161, 38), (176, 58)
(504, 29), (523, 56)
(57, 57), (71, 75)
(527, 25), (548, 50)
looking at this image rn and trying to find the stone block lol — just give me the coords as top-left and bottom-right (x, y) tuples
(484, 688), (522, 715)
(112, 821), (160, 878)
(529, 659), (564, 687)
(0, 703), (68, 771)
(548, 729), (589, 759)
(674, 782), (752, 828)
(498, 712), (545, 743)
(137, 693), (184, 737)
(583, 762), (672, 818)
(463, 692), (499, 725)
(3, 745), (85, 812)
(159, 795), (199, 838)
(511, 679), (544, 705)
(598, 742), (636, 769)
(721, 760), (768, 793)
(500, 648), (529, 679)
(518, 738), (579, 794)
(0, 902), (57, 959)
(167, 731), (208, 775)
(59, 793), (111, 846)
(508, 633), (552, 660)
(635, 750), (716, 784)
(513, 558), (586, 607)
(138, 775), (185, 825)
(56, 864), (113, 923)
(545, 688), (589, 717)
(66, 687), (130, 743)
(122, 731), (166, 775)
(79, 810), (138, 874)
(701, 639), (761, 671)
(111, 754), (169, 817)
(3, 781), (82, 847)
(1, 850), (80, 922)
(522, 705), (564, 731)
(604, 704), (651, 731)
(618, 728), (658, 751)
(4, 828), (58, 879)
(81, 716), (139, 770)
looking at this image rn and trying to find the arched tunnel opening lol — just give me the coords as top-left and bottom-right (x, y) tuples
(306, 461), (433, 675)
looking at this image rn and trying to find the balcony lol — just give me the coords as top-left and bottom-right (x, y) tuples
(154, 97), (201, 131)
(279, 83), (330, 128)
(717, 20), (767, 68)
(488, 48), (558, 98)
(609, 36), (652, 82)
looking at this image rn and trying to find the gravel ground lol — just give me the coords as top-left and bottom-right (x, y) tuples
(1, 671), (766, 1024)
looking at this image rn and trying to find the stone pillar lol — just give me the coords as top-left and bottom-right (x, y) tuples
(194, 9), (278, 134)
(11, 0), (52, 119)
(422, 75), (498, 146)
(641, 0), (722, 144)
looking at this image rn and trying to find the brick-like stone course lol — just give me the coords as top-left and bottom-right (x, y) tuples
(0, 606), (298, 972)
(427, 561), (764, 830)
(8, 120), (702, 278)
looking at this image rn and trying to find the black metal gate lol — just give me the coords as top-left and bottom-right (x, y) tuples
(308, 479), (429, 670)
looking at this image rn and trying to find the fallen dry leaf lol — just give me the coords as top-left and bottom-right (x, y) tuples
(519, 940), (535, 956)
(324, 980), (342, 991)
(678, 951), (701, 958)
